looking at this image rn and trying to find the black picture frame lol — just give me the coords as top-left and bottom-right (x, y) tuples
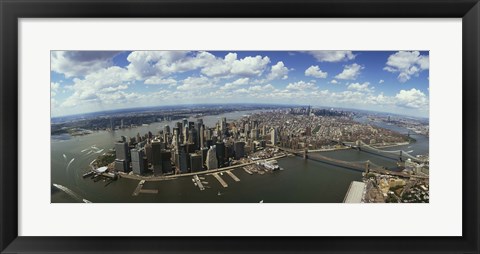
(1, 0), (479, 253)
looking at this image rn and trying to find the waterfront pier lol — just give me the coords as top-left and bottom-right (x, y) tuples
(212, 173), (228, 188)
(132, 180), (145, 196)
(139, 189), (158, 194)
(193, 175), (205, 190)
(226, 170), (240, 182)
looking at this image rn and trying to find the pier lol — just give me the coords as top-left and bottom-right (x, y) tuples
(212, 173), (228, 188)
(193, 175), (205, 190)
(132, 180), (145, 196)
(139, 189), (158, 194)
(226, 170), (240, 182)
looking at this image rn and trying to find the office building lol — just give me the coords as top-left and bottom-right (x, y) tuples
(200, 147), (209, 167)
(176, 149), (188, 173)
(234, 141), (245, 160)
(115, 142), (130, 164)
(114, 159), (128, 172)
(131, 149), (145, 175)
(190, 153), (203, 172)
(215, 141), (226, 167)
(160, 150), (172, 174)
(151, 140), (163, 173)
(199, 125), (205, 148)
(271, 127), (278, 145)
(206, 146), (218, 170)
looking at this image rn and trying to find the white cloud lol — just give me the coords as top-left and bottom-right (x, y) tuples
(144, 77), (177, 86)
(235, 84), (275, 94)
(177, 76), (216, 91)
(394, 88), (428, 109)
(267, 61), (289, 80)
(347, 82), (373, 92)
(383, 51), (429, 82)
(221, 78), (250, 90)
(231, 55), (270, 76)
(101, 85), (128, 92)
(379, 79), (384, 84)
(308, 51), (355, 62)
(199, 53), (271, 78)
(51, 51), (119, 78)
(286, 81), (317, 90)
(126, 51), (215, 80)
(51, 82), (60, 97)
(330, 80), (338, 84)
(60, 66), (135, 108)
(305, 65), (328, 78)
(335, 63), (363, 80)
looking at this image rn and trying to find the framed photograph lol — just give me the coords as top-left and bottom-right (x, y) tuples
(1, 0), (479, 253)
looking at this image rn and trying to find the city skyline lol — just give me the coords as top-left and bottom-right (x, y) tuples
(51, 50), (430, 118)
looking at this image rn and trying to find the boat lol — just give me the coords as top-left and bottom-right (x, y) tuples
(82, 171), (95, 178)
(264, 160), (280, 171)
(243, 167), (253, 175)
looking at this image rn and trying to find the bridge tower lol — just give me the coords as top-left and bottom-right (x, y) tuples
(365, 160), (370, 173)
(355, 140), (362, 151)
(399, 150), (403, 162)
(303, 148), (308, 159)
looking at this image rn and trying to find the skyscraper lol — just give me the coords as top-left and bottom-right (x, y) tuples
(176, 149), (188, 173)
(131, 149), (145, 175)
(189, 128), (198, 150)
(206, 146), (218, 170)
(160, 150), (172, 174)
(271, 127), (278, 145)
(199, 125), (205, 148)
(200, 147), (209, 167)
(215, 141), (226, 167)
(151, 140), (163, 174)
(234, 141), (245, 160)
(190, 153), (203, 172)
(164, 125), (170, 135)
(115, 142), (130, 164)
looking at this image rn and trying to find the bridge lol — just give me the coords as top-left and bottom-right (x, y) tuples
(344, 140), (427, 163)
(277, 147), (428, 179)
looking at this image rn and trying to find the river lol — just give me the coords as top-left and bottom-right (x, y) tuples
(51, 111), (429, 203)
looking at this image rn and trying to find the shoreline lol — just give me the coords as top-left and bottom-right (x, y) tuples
(118, 154), (287, 182)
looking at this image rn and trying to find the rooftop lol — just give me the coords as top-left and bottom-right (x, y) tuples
(343, 181), (366, 203)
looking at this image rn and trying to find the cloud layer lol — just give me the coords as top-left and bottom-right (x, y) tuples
(50, 50), (429, 117)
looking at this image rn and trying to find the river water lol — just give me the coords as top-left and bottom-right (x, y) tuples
(51, 111), (429, 203)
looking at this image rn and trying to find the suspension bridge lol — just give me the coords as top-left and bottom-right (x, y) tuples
(345, 140), (427, 163)
(277, 146), (428, 179)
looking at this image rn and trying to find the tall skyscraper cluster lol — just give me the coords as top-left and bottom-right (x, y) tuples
(111, 116), (269, 176)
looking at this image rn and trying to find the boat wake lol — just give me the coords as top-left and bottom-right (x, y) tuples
(52, 183), (85, 202)
(66, 158), (75, 173)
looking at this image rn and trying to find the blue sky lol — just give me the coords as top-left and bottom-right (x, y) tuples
(51, 50), (429, 117)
